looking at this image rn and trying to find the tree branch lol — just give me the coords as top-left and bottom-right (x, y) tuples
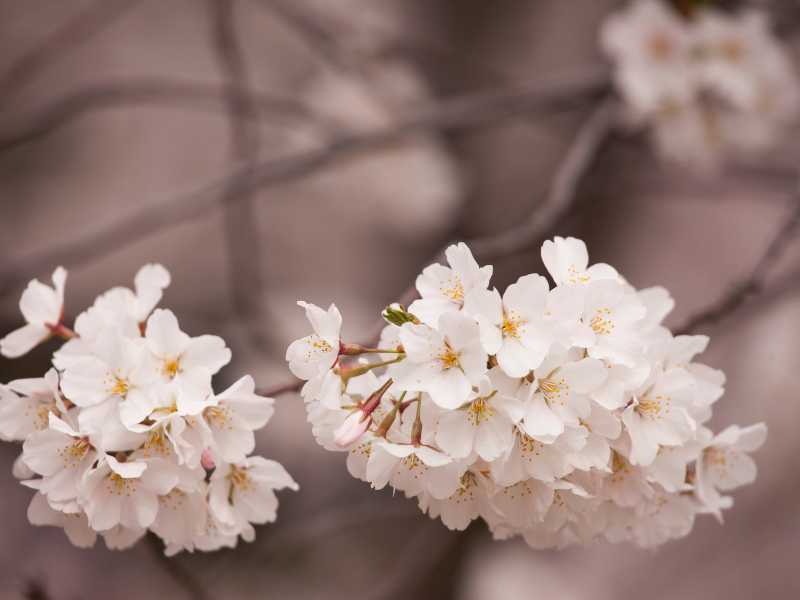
(0, 0), (142, 102)
(209, 0), (269, 341)
(0, 67), (609, 298)
(381, 98), (618, 337)
(676, 191), (800, 334)
(0, 79), (333, 153)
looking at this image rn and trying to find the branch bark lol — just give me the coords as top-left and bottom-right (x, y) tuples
(0, 79), (332, 153)
(676, 191), (800, 334)
(210, 0), (269, 341)
(0, 67), (609, 298)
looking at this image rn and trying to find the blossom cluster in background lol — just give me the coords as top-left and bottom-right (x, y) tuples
(602, 0), (800, 170)
(0, 266), (297, 554)
(290, 238), (766, 548)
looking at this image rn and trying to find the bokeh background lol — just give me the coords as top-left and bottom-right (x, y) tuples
(1, 0), (799, 598)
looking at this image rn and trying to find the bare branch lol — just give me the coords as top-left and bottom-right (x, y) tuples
(0, 79), (332, 153)
(0, 0), (142, 101)
(259, 379), (303, 397)
(470, 99), (619, 260)
(209, 0), (269, 341)
(0, 67), (608, 298)
(676, 192), (800, 334)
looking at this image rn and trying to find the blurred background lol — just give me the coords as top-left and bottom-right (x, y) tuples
(1, 0), (800, 598)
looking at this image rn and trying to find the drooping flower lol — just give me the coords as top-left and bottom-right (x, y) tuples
(0, 267), (67, 358)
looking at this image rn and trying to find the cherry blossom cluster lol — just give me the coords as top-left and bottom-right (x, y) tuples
(289, 238), (766, 548)
(601, 0), (800, 169)
(0, 266), (297, 554)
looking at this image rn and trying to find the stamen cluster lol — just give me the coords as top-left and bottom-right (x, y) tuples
(0, 266), (297, 554)
(289, 238), (765, 548)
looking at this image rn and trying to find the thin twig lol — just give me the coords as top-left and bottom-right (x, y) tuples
(676, 191), (800, 334)
(210, 0), (269, 341)
(259, 379), (303, 397)
(470, 99), (619, 260)
(0, 79), (333, 153)
(0, 67), (609, 298)
(0, 0), (142, 102)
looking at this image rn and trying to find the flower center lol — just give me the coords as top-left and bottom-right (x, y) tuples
(57, 438), (91, 468)
(107, 473), (137, 496)
(205, 406), (232, 429)
(438, 345), (461, 370)
(227, 466), (253, 502)
(441, 277), (464, 303)
(467, 395), (496, 426)
(637, 394), (669, 419)
(719, 38), (744, 63)
(501, 311), (526, 339)
(648, 31), (674, 61)
(590, 308), (614, 335)
(111, 376), (130, 396)
(163, 358), (181, 379)
(567, 264), (591, 284)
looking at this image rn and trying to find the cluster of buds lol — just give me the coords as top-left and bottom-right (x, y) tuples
(601, 0), (800, 169)
(0, 266), (297, 554)
(288, 238), (765, 548)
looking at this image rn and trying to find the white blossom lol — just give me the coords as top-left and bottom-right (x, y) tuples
(0, 267), (67, 358)
(291, 238), (766, 549)
(601, 0), (800, 169)
(0, 264), (295, 553)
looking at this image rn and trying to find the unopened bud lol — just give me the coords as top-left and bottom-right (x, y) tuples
(334, 411), (371, 448)
(382, 303), (420, 327)
(201, 448), (216, 470)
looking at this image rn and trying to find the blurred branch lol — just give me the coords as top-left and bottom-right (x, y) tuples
(210, 0), (269, 343)
(676, 191), (800, 334)
(0, 79), (333, 153)
(470, 99), (619, 260)
(0, 67), (608, 298)
(384, 98), (618, 331)
(259, 379), (303, 397)
(0, 0), (141, 102)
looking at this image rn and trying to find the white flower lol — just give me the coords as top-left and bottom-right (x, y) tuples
(395, 312), (487, 409)
(150, 485), (209, 552)
(435, 369), (523, 461)
(144, 309), (231, 414)
(27, 492), (97, 548)
(582, 279), (646, 366)
(541, 237), (618, 287)
(286, 301), (342, 381)
(0, 369), (62, 441)
(409, 242), (492, 326)
(464, 275), (555, 377)
(366, 441), (463, 499)
(600, 0), (697, 117)
(22, 413), (97, 505)
(202, 376), (274, 463)
(60, 330), (158, 428)
(622, 368), (697, 466)
(81, 454), (180, 531)
(208, 457), (298, 538)
(1, 267), (67, 358)
(695, 422), (767, 519)
(418, 470), (494, 531)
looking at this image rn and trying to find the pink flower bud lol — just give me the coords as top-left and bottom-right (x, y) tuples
(334, 411), (370, 448)
(201, 448), (216, 470)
